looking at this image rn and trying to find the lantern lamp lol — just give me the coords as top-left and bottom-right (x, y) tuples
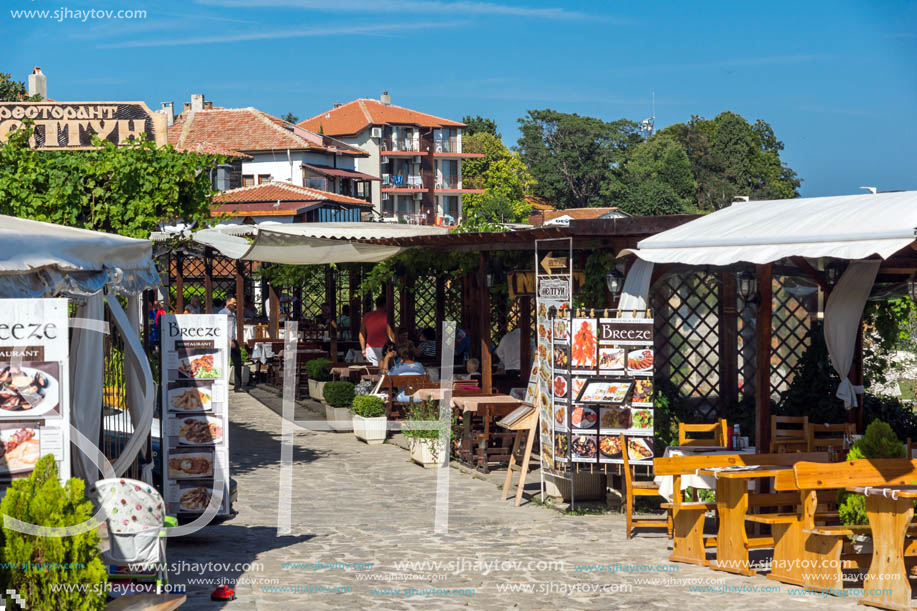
(605, 268), (624, 298)
(737, 270), (757, 302)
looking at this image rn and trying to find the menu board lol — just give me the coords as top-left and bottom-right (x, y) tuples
(160, 314), (230, 516)
(553, 313), (655, 467)
(0, 299), (71, 490)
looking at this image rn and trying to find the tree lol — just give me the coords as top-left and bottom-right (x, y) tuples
(612, 134), (697, 216)
(460, 132), (533, 225)
(462, 115), (499, 138)
(281, 112), (299, 124)
(0, 73), (41, 102)
(0, 124), (220, 238)
(660, 111), (800, 211)
(516, 109), (641, 209)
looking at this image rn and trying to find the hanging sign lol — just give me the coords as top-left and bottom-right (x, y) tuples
(0, 298), (71, 489)
(161, 314), (231, 517)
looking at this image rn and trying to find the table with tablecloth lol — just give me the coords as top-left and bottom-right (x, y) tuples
(653, 446), (757, 501)
(451, 395), (523, 472)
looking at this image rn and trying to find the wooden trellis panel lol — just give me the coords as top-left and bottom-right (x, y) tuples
(414, 275), (438, 332)
(770, 274), (817, 401)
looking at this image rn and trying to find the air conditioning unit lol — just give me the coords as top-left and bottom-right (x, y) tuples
(370, 126), (382, 139)
(413, 192), (423, 201)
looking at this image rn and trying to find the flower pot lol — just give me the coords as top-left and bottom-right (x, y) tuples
(325, 405), (353, 432)
(308, 379), (326, 401)
(409, 437), (447, 468)
(353, 414), (386, 444)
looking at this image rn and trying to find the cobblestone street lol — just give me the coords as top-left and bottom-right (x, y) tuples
(167, 390), (861, 610)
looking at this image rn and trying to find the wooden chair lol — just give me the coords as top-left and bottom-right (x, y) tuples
(807, 422), (855, 453)
(770, 415), (810, 453)
(678, 419), (728, 447)
(379, 375), (430, 418)
(621, 434), (672, 540)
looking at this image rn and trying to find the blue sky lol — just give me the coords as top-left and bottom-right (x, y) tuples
(3, 0), (915, 197)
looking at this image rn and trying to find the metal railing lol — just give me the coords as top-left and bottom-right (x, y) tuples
(381, 138), (421, 152)
(383, 175), (424, 189)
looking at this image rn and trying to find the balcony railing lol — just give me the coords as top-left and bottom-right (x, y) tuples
(383, 174), (424, 189)
(381, 138), (421, 153)
(435, 176), (460, 189)
(434, 137), (459, 154)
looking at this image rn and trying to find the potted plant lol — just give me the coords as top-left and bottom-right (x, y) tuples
(305, 358), (331, 400)
(403, 400), (453, 468)
(838, 419), (905, 553)
(323, 381), (355, 432)
(351, 395), (387, 444)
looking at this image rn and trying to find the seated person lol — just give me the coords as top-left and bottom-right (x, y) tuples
(456, 358), (482, 381)
(382, 346), (426, 403)
(395, 327), (416, 353)
(418, 327), (437, 358)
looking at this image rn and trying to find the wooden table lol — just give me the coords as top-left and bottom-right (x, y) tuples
(697, 466), (790, 576)
(452, 395), (523, 472)
(849, 485), (917, 611)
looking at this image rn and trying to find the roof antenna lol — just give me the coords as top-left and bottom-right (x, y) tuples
(859, 186), (877, 194)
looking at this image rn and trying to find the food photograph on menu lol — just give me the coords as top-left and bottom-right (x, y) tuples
(577, 379), (632, 404)
(553, 318), (569, 343)
(0, 424), (41, 475)
(0, 362), (60, 418)
(627, 348), (654, 375)
(167, 382), (215, 413)
(552, 344), (569, 372)
(554, 433), (568, 462)
(167, 449), (215, 479)
(571, 434), (597, 462)
(571, 406), (598, 430)
(173, 415), (224, 446)
(553, 403), (567, 431)
(552, 374), (568, 400)
(570, 318), (597, 372)
(632, 378), (654, 406)
(631, 409), (654, 431)
(175, 349), (222, 380)
(597, 347), (625, 373)
(626, 437), (654, 461)
(175, 481), (217, 513)
(600, 407), (631, 431)
(599, 434), (623, 461)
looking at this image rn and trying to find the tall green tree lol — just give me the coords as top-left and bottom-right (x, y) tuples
(461, 115), (499, 138)
(461, 132), (533, 225)
(516, 109), (641, 209)
(0, 73), (41, 102)
(0, 124), (220, 238)
(612, 134), (697, 216)
(660, 111), (800, 211)
(281, 112), (299, 124)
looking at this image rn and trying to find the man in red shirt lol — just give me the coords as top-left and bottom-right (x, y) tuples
(360, 295), (394, 366)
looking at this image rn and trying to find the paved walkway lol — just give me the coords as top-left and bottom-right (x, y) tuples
(168, 390), (861, 610)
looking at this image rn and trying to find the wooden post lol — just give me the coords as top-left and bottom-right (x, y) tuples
(235, 260), (245, 345)
(718, 272), (739, 418)
(350, 269), (361, 343)
(755, 264), (773, 453)
(325, 265), (336, 334)
(482, 338), (492, 394)
(203, 249), (214, 314)
(385, 282), (395, 329)
(852, 318), (865, 432)
(435, 275), (446, 332)
(402, 274), (415, 334)
(268, 282), (280, 338)
(520, 296), (532, 381)
(477, 252), (491, 360)
(174, 253), (184, 314)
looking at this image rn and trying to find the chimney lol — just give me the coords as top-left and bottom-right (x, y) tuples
(183, 102), (191, 112)
(27, 66), (47, 99)
(204, 101), (213, 110)
(190, 93), (205, 112)
(160, 102), (174, 126)
(380, 91), (391, 105)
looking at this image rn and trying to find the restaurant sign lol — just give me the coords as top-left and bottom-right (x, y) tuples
(538, 277), (571, 301)
(597, 319), (653, 345)
(508, 271), (585, 299)
(0, 102), (167, 150)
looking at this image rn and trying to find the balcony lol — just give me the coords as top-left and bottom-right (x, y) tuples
(382, 174), (425, 191)
(380, 138), (421, 154)
(435, 176), (484, 193)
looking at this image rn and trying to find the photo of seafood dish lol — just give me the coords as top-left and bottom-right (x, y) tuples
(571, 406), (597, 429)
(178, 353), (221, 379)
(168, 452), (213, 478)
(599, 435), (623, 458)
(168, 386), (212, 412)
(632, 409), (653, 430)
(598, 348), (625, 371)
(632, 378), (653, 405)
(177, 416), (224, 445)
(553, 375), (567, 399)
(579, 382), (610, 403)
(572, 377), (586, 399)
(179, 486), (213, 512)
(627, 349), (654, 373)
(553, 319), (569, 342)
(538, 344), (547, 362)
(627, 437), (654, 461)
(554, 434), (568, 458)
(538, 323), (547, 339)
(603, 382), (631, 404)
(600, 407), (630, 430)
(571, 319), (597, 369)
(571, 435), (597, 459)
(538, 303), (547, 318)
(0, 426), (40, 474)
(554, 404), (566, 426)
(0, 364), (58, 416)
(553, 347), (569, 371)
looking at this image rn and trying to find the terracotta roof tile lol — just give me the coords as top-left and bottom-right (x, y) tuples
(212, 181), (372, 206)
(529, 207), (630, 226)
(298, 98), (464, 136)
(169, 108), (367, 156)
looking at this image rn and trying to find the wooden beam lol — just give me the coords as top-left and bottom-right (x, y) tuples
(203, 248), (214, 314)
(477, 252), (491, 360)
(519, 296), (532, 383)
(718, 271), (738, 418)
(755, 263), (773, 453)
(268, 281), (279, 338)
(385, 282), (395, 329)
(174, 253), (184, 313)
(482, 338), (492, 394)
(435, 275), (446, 334)
(235, 260), (245, 345)
(350, 268), (361, 343)
(789, 256), (827, 292)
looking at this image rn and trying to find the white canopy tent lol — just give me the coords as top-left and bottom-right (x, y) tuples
(619, 191), (917, 447)
(0, 215), (159, 487)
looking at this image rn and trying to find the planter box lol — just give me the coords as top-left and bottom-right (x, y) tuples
(308, 379), (326, 401)
(353, 414), (387, 445)
(543, 472), (607, 502)
(325, 405), (353, 432)
(409, 438), (448, 468)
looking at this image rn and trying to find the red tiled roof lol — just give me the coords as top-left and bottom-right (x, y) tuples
(168, 108), (367, 156)
(170, 140), (252, 159)
(529, 207), (629, 226)
(214, 201), (312, 217)
(302, 164), (380, 181)
(212, 181), (372, 206)
(298, 98), (464, 137)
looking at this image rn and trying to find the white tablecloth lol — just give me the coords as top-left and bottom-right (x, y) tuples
(653, 446), (756, 501)
(250, 342), (274, 364)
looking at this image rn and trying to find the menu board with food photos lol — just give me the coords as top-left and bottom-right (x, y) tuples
(161, 314), (230, 516)
(552, 312), (655, 468)
(0, 299), (71, 493)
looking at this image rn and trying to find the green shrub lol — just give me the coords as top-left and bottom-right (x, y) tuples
(402, 400), (454, 442)
(0, 455), (108, 610)
(351, 395), (385, 418)
(838, 420), (906, 526)
(323, 381), (355, 407)
(304, 358), (331, 381)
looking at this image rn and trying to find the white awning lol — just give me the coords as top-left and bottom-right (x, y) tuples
(187, 222), (450, 265)
(622, 191), (917, 265)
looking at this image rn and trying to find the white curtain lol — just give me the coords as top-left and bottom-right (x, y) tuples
(824, 260), (880, 409)
(69, 293), (104, 485)
(618, 259), (655, 317)
(124, 295), (154, 484)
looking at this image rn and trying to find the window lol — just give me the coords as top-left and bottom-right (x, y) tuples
(438, 160), (458, 189)
(242, 175), (255, 186)
(258, 174), (271, 184)
(441, 196), (460, 221)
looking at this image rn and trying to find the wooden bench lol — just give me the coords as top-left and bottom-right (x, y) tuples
(653, 451), (828, 568)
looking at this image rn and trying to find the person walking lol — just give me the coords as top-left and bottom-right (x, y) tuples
(220, 297), (243, 392)
(359, 295), (394, 366)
